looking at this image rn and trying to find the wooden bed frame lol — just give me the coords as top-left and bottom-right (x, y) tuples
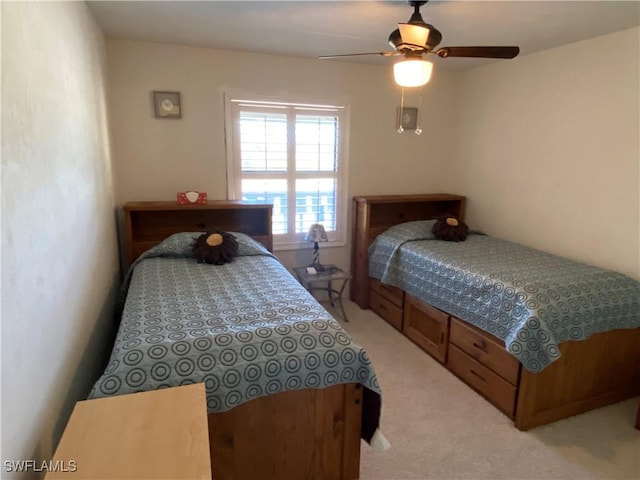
(123, 201), (363, 479)
(351, 194), (640, 430)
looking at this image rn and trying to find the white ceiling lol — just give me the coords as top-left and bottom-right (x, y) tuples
(88, 1), (640, 70)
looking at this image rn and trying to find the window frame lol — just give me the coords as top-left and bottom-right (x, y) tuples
(224, 92), (350, 251)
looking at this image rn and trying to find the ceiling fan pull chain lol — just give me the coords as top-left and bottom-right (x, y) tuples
(415, 87), (424, 135)
(397, 87), (405, 133)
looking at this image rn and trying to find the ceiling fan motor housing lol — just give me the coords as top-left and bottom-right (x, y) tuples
(409, 1), (428, 9)
(388, 24), (442, 52)
(390, 0), (441, 52)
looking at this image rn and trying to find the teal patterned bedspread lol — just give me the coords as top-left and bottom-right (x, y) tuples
(90, 233), (381, 423)
(369, 221), (640, 372)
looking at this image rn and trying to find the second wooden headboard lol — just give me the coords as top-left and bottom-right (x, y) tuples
(350, 193), (465, 308)
(123, 201), (273, 268)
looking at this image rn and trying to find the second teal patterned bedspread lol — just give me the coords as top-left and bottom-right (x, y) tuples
(368, 221), (640, 372)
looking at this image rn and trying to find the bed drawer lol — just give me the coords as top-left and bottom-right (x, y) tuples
(370, 290), (403, 330)
(369, 278), (404, 307)
(447, 344), (517, 418)
(403, 294), (449, 363)
(449, 317), (520, 385)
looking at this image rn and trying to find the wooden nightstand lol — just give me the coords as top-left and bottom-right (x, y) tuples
(46, 384), (211, 479)
(293, 265), (351, 322)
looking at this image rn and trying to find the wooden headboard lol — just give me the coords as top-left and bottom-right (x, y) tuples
(123, 201), (273, 267)
(350, 194), (465, 308)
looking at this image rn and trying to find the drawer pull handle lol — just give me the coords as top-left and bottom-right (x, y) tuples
(470, 369), (486, 382)
(472, 341), (488, 353)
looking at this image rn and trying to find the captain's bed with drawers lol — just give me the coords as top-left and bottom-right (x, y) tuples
(89, 201), (385, 480)
(351, 194), (640, 430)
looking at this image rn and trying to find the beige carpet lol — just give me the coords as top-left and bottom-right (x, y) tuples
(331, 300), (640, 480)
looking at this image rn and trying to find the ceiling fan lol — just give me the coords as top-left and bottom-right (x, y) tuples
(318, 0), (520, 87)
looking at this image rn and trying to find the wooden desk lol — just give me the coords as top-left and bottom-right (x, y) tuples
(46, 384), (211, 479)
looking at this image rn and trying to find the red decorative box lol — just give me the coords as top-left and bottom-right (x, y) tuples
(177, 191), (208, 204)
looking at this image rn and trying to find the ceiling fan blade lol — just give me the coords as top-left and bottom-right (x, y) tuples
(435, 46), (520, 59)
(318, 52), (400, 59)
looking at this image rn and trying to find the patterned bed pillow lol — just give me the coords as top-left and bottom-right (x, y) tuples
(145, 231), (197, 257)
(140, 231), (272, 261)
(381, 220), (437, 241)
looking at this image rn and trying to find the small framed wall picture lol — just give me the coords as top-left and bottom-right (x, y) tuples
(397, 106), (418, 130)
(153, 91), (181, 118)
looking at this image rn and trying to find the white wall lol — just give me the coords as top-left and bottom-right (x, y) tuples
(1, 1), (120, 471)
(453, 27), (640, 280)
(106, 39), (461, 269)
(105, 24), (638, 282)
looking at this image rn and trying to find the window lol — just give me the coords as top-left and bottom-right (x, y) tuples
(225, 95), (348, 249)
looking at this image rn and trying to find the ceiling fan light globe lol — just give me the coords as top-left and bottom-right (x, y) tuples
(394, 59), (433, 88)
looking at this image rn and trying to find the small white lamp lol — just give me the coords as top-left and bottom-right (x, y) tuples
(305, 224), (329, 271)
